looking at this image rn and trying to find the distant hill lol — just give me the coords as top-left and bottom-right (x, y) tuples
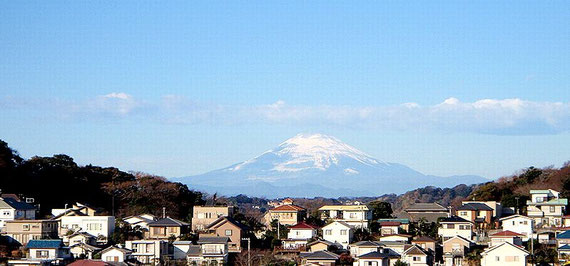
(174, 133), (488, 197)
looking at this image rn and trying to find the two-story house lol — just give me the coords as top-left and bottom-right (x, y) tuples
(4, 219), (59, 245)
(318, 204), (372, 229)
(322, 221), (353, 249)
(123, 214), (158, 230)
(527, 189), (568, 227)
(456, 202), (494, 229)
(147, 217), (189, 240)
(402, 245), (433, 266)
(204, 216), (247, 253)
(281, 222), (318, 251)
(125, 239), (170, 265)
(263, 202), (306, 227)
(187, 236), (229, 265)
(442, 235), (474, 266)
(489, 230), (524, 247)
(438, 216), (474, 241)
(401, 203), (449, 223)
(480, 242), (529, 266)
(499, 215), (533, 241)
(191, 206), (234, 231)
(10, 239), (72, 265)
(0, 197), (36, 228)
(57, 215), (115, 244)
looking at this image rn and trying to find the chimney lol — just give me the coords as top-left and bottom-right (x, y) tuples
(162, 207), (166, 218)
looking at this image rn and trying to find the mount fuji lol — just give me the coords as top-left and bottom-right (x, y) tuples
(174, 134), (488, 197)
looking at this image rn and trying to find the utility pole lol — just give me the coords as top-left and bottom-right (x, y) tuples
(515, 196), (520, 214)
(242, 237), (251, 266)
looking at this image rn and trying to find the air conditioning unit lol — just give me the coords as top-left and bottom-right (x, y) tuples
(26, 198), (35, 204)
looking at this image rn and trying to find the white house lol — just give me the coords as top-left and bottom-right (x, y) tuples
(378, 234), (411, 243)
(101, 246), (133, 263)
(0, 198), (36, 228)
(322, 221), (353, 249)
(319, 205), (371, 229)
(488, 231), (524, 247)
(499, 215), (533, 241)
(59, 216), (115, 243)
(481, 242), (529, 266)
(526, 189), (568, 227)
(438, 216), (473, 241)
(402, 245), (431, 266)
(125, 239), (169, 265)
(26, 239), (71, 261)
(123, 214), (158, 230)
(287, 222), (318, 240)
(187, 236), (230, 265)
(173, 241), (194, 260)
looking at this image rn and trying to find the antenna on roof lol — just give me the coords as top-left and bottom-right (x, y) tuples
(162, 207), (166, 218)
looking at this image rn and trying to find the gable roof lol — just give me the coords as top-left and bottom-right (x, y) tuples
(404, 245), (427, 256)
(499, 214), (532, 221)
(300, 250), (340, 260)
(457, 203), (493, 211)
(100, 246), (132, 255)
(68, 260), (113, 266)
(148, 217), (189, 227)
(413, 236), (436, 242)
(197, 236), (230, 244)
(0, 198), (35, 210)
(557, 230), (570, 239)
(26, 239), (64, 249)
(272, 204), (306, 212)
(490, 230), (524, 238)
(186, 245), (202, 256)
(440, 216), (472, 224)
(352, 240), (381, 247)
(70, 243), (101, 252)
(290, 222), (317, 230)
(358, 250), (399, 259)
(559, 244), (570, 251)
(322, 221), (352, 229)
(481, 242), (529, 255)
(206, 216), (248, 231)
(307, 239), (334, 247)
(443, 235), (474, 245)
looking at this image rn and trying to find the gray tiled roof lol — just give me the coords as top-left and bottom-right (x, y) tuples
(197, 236), (229, 244)
(457, 203), (493, 211)
(300, 250), (340, 260)
(148, 217), (189, 227)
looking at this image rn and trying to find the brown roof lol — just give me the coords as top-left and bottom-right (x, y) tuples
(490, 230), (524, 237)
(380, 221), (401, 226)
(272, 204), (305, 212)
(290, 222), (317, 230)
(68, 260), (112, 266)
(413, 236), (436, 242)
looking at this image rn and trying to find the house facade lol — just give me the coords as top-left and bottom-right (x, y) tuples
(204, 216), (247, 252)
(402, 203), (449, 223)
(322, 221), (353, 249)
(187, 236), (229, 265)
(318, 204), (372, 229)
(456, 202), (494, 228)
(59, 216), (115, 243)
(499, 215), (533, 241)
(264, 202), (306, 227)
(125, 239), (170, 265)
(442, 236), (474, 266)
(0, 198), (36, 228)
(147, 217), (189, 240)
(438, 216), (473, 241)
(4, 219), (59, 245)
(480, 242), (529, 266)
(25, 239), (72, 263)
(526, 189), (568, 227)
(101, 246), (133, 263)
(191, 206), (234, 231)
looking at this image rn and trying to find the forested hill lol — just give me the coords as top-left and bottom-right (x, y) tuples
(0, 140), (204, 219)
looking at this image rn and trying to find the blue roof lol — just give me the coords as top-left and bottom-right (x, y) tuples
(560, 244), (570, 251)
(557, 231), (570, 239)
(26, 239), (64, 249)
(3, 198), (35, 210)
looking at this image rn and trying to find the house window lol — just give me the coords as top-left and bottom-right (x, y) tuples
(495, 256), (500, 261)
(23, 224), (30, 231)
(460, 211), (467, 216)
(413, 256), (420, 261)
(523, 221), (528, 225)
(349, 213), (357, 218)
(506, 256), (519, 262)
(2, 211), (9, 216)
(168, 227), (177, 233)
(87, 223), (102, 230)
(446, 224), (454, 229)
(550, 206), (556, 212)
(325, 230), (332, 235)
(340, 230), (347, 235)
(225, 230), (232, 236)
(36, 250), (49, 258)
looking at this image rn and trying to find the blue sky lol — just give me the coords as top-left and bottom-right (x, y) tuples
(1, 1), (569, 179)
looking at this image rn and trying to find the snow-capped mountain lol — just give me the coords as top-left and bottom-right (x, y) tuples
(174, 133), (488, 197)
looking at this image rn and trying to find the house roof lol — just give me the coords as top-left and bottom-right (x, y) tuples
(528, 198), (568, 206)
(443, 235), (474, 245)
(378, 218), (409, 224)
(70, 243), (101, 252)
(490, 230), (524, 238)
(530, 189), (557, 194)
(379, 234), (411, 239)
(322, 221), (352, 229)
(559, 244), (570, 251)
(69, 231), (96, 239)
(290, 222), (317, 230)
(440, 216), (472, 224)
(300, 250), (340, 260)
(413, 236), (436, 242)
(1, 194), (21, 201)
(499, 214), (532, 221)
(68, 260), (113, 266)
(26, 239), (64, 249)
(307, 239), (334, 247)
(272, 204), (305, 212)
(187, 245), (202, 256)
(380, 221), (401, 226)
(557, 230), (570, 239)
(404, 245), (427, 256)
(148, 217), (189, 227)
(352, 241), (381, 247)
(405, 203), (448, 212)
(482, 242), (529, 255)
(358, 251), (399, 259)
(206, 216), (248, 231)
(318, 205), (370, 211)
(0, 198), (35, 210)
(100, 246), (132, 255)
(457, 203), (494, 211)
(197, 236), (230, 244)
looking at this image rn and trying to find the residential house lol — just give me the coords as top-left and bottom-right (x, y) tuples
(526, 189), (568, 227)
(349, 241), (383, 257)
(376, 240), (409, 255)
(21, 239), (71, 264)
(442, 236), (474, 266)
(402, 245), (432, 266)
(4, 220), (59, 245)
(349, 241), (401, 266)
(499, 215), (533, 241)
(204, 216), (248, 252)
(287, 222), (318, 240)
(172, 241), (194, 260)
(480, 242), (529, 266)
(456, 202), (494, 228)
(380, 221), (401, 235)
(123, 214), (157, 230)
(0, 197), (36, 228)
(461, 201), (503, 219)
(378, 218), (410, 232)
(559, 244), (570, 263)
(400, 203), (449, 223)
(322, 221), (353, 249)
(186, 236), (229, 265)
(100, 246), (133, 264)
(66, 231), (96, 246)
(299, 250), (340, 266)
(57, 215), (115, 244)
(125, 239), (170, 265)
(307, 239), (334, 252)
(192, 206), (234, 231)
(489, 231), (523, 247)
(263, 201), (306, 227)
(438, 216), (474, 241)
(556, 230), (570, 248)
(412, 236), (436, 253)
(69, 242), (100, 260)
(51, 203), (97, 217)
(147, 217), (189, 240)
(318, 204), (372, 229)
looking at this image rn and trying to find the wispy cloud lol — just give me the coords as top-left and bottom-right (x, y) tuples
(2, 93), (569, 135)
